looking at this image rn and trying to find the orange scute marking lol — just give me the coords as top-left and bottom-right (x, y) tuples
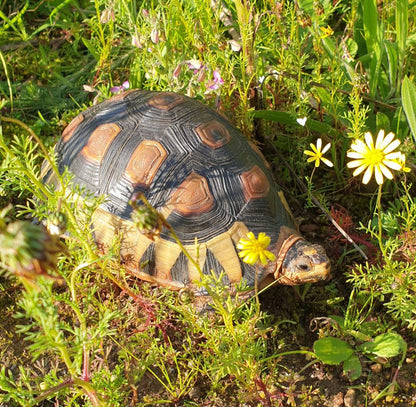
(148, 92), (185, 111)
(81, 123), (121, 165)
(169, 173), (214, 215)
(124, 140), (167, 187)
(195, 120), (231, 149)
(62, 114), (84, 143)
(240, 165), (270, 200)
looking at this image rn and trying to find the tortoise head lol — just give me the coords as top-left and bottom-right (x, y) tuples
(270, 237), (331, 285)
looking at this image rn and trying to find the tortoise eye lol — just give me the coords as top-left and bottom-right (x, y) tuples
(298, 263), (310, 271)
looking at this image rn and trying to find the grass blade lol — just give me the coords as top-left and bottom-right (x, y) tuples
(362, 0), (383, 96)
(396, 0), (409, 89)
(362, 0), (381, 58)
(401, 76), (416, 142)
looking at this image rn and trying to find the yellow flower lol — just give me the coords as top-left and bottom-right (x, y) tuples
(347, 130), (402, 185)
(397, 152), (411, 173)
(237, 232), (276, 266)
(304, 138), (333, 168)
(320, 26), (334, 39)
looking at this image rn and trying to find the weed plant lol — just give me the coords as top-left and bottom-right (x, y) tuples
(0, 0), (416, 405)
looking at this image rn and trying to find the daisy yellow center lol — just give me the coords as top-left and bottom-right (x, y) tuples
(250, 240), (266, 253)
(365, 149), (384, 165)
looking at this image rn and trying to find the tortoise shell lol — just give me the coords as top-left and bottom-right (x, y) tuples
(47, 90), (330, 294)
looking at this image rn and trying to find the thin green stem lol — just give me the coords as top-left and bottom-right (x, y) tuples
(57, 344), (77, 376)
(376, 183), (384, 255)
(0, 51), (13, 111)
(69, 270), (87, 333)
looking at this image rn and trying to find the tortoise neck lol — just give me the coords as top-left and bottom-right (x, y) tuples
(265, 227), (303, 279)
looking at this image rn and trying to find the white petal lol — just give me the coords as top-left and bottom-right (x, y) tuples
(383, 139), (401, 154)
(374, 166), (384, 184)
(351, 139), (368, 153)
(379, 163), (394, 179)
(297, 117), (307, 126)
(362, 166), (374, 184)
(385, 151), (401, 160)
(347, 151), (365, 159)
(321, 157), (334, 167)
(316, 138), (322, 151)
(364, 132), (375, 149)
(375, 129), (386, 149)
(353, 163), (368, 175)
(377, 131), (394, 150)
(384, 160), (402, 171)
(347, 159), (365, 168)
(321, 143), (331, 154)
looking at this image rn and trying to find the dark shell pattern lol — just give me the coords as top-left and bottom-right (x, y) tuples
(50, 90), (298, 292)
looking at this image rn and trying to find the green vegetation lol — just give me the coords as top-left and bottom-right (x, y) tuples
(1, 0), (416, 405)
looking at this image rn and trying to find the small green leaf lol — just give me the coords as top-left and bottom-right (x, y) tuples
(314, 337), (354, 365)
(358, 333), (407, 358)
(376, 111), (391, 132)
(328, 315), (345, 329)
(297, 0), (314, 14)
(343, 354), (362, 381)
(402, 76), (416, 142)
(346, 38), (358, 58)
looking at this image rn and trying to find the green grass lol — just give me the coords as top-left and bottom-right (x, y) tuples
(0, 0), (416, 405)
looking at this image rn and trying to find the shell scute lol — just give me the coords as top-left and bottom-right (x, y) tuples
(147, 91), (186, 111)
(168, 172), (214, 216)
(240, 165), (270, 201)
(124, 140), (167, 188)
(195, 120), (232, 149)
(81, 122), (121, 165)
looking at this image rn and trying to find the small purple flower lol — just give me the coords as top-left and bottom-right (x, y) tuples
(197, 69), (206, 82)
(173, 64), (182, 78)
(228, 39), (241, 52)
(207, 70), (224, 90)
(110, 81), (130, 93)
(132, 34), (143, 48)
(100, 8), (115, 24)
(150, 29), (159, 44)
(213, 70), (224, 84)
(186, 59), (204, 74)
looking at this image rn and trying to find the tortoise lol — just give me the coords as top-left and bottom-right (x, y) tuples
(45, 90), (330, 297)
